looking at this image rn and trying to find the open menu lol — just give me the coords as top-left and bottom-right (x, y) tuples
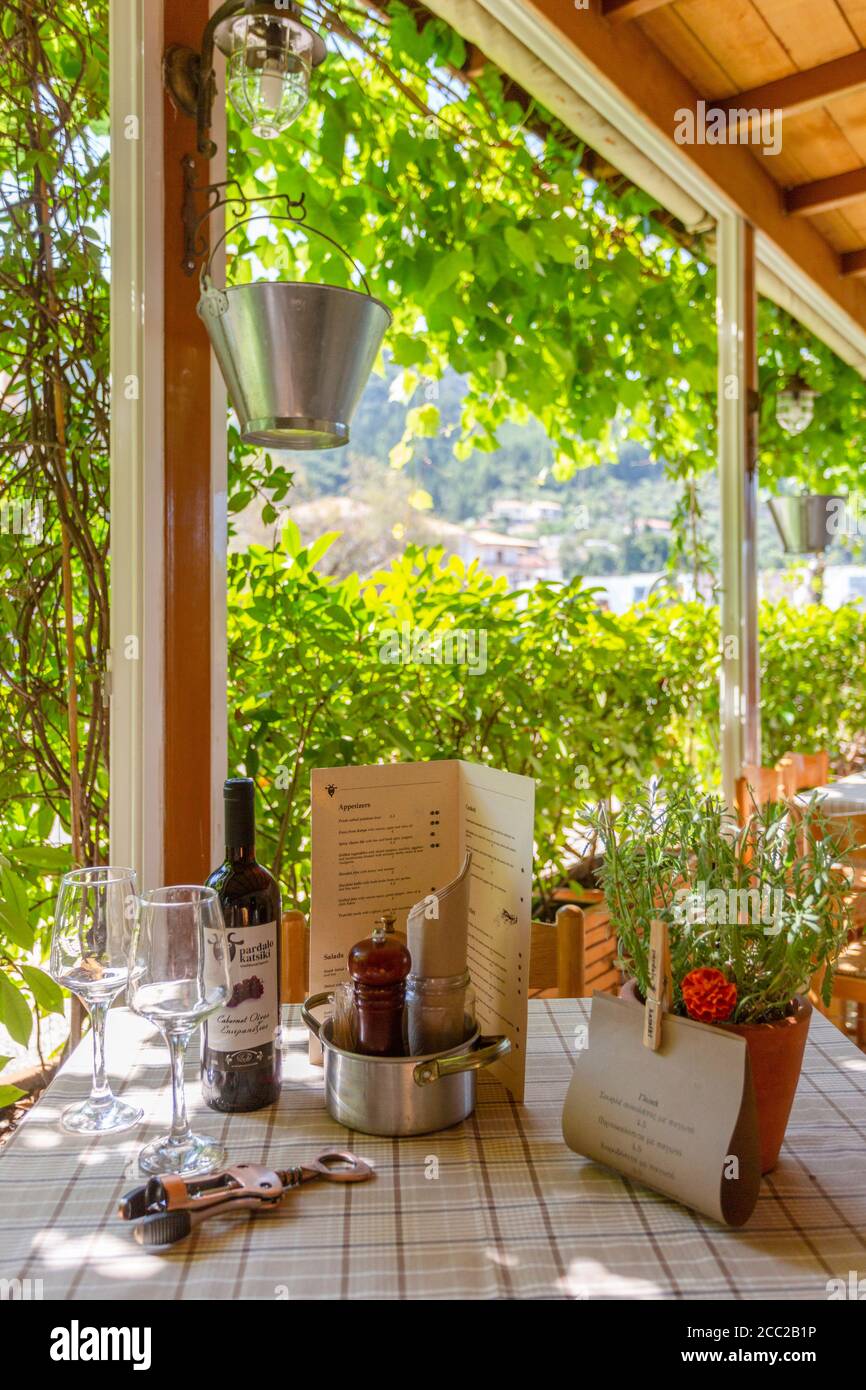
(310, 760), (535, 1100)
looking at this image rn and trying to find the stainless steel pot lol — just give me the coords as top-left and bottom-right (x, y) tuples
(302, 991), (510, 1137)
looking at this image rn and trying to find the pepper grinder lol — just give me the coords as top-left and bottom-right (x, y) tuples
(348, 921), (411, 1057)
(378, 908), (407, 944)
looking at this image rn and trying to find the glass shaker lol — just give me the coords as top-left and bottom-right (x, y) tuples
(406, 970), (475, 1055)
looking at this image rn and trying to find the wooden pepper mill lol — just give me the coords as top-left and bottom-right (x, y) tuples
(348, 920), (411, 1057)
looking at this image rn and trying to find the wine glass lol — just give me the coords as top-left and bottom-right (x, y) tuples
(50, 866), (144, 1134)
(128, 885), (231, 1176)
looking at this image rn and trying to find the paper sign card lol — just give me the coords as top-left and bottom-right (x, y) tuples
(562, 994), (761, 1226)
(311, 759), (534, 1099)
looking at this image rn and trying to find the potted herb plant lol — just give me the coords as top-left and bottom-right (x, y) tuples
(581, 785), (852, 1173)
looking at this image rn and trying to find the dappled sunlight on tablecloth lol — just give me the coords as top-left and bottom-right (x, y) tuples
(556, 1258), (664, 1300)
(31, 1227), (163, 1281)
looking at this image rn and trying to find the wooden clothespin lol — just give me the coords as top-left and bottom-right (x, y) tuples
(642, 918), (671, 1051)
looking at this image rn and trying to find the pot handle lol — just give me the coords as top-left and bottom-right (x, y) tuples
(201, 213), (373, 296)
(301, 990), (333, 1042)
(413, 1035), (510, 1087)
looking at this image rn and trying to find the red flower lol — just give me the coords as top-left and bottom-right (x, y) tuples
(681, 967), (737, 1023)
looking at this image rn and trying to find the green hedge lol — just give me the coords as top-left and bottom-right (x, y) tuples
(227, 533), (866, 912)
(3, 537), (864, 1060)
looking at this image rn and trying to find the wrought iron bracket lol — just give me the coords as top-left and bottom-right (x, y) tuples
(180, 154), (307, 275)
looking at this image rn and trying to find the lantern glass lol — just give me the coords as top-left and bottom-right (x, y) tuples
(226, 15), (313, 138)
(776, 378), (817, 436)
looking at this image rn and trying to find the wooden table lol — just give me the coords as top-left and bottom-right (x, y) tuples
(796, 771), (866, 827)
(1, 1001), (864, 1300)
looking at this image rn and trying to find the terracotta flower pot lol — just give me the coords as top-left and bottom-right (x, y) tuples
(619, 979), (811, 1173)
(719, 998), (812, 1174)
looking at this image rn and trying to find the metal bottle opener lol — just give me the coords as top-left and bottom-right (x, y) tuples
(119, 1149), (373, 1249)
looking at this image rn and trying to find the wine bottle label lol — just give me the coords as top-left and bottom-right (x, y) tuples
(206, 919), (278, 1056)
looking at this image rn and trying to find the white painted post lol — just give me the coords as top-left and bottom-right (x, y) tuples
(109, 0), (165, 886)
(717, 213), (761, 805)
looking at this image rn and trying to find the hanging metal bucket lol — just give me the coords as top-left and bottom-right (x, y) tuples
(767, 494), (845, 554)
(198, 214), (391, 450)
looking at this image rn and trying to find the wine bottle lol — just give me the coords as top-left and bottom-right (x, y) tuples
(201, 777), (282, 1111)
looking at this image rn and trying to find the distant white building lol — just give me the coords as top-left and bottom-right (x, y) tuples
(487, 497), (564, 529)
(449, 527), (559, 586)
(581, 572), (665, 612)
(760, 564), (866, 608)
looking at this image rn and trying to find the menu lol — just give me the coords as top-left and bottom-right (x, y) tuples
(310, 759), (535, 1099)
(562, 994), (761, 1226)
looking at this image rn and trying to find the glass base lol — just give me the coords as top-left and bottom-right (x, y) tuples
(61, 1095), (143, 1135)
(137, 1132), (227, 1177)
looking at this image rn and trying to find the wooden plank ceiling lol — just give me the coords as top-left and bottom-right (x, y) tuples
(602, 0), (866, 275)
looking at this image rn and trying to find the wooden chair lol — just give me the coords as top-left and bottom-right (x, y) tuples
(735, 764), (785, 824)
(811, 941), (866, 1049)
(737, 752), (830, 831)
(830, 940), (866, 1049)
(529, 903), (620, 998)
(280, 909), (310, 1004)
(280, 903), (620, 1004)
(777, 750), (830, 798)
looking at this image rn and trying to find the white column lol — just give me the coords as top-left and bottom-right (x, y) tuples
(717, 213), (761, 805)
(209, 60), (228, 868)
(109, 0), (165, 885)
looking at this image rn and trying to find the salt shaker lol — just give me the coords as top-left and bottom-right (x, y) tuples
(348, 921), (411, 1057)
(406, 970), (475, 1055)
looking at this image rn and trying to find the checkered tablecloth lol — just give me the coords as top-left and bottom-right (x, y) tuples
(1, 1001), (864, 1300)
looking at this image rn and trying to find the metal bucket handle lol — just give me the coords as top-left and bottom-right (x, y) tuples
(200, 213), (373, 296)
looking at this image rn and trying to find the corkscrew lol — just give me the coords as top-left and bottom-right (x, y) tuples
(118, 1150), (374, 1249)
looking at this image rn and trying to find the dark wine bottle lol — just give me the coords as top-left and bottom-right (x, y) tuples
(201, 777), (282, 1111)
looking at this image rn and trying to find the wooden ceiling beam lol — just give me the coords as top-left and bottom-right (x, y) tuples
(603, 0), (678, 22)
(526, 0), (866, 334)
(713, 50), (866, 134)
(842, 250), (866, 278)
(786, 166), (866, 217)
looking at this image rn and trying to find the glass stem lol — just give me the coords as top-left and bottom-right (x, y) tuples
(167, 1032), (192, 1146)
(88, 1001), (112, 1105)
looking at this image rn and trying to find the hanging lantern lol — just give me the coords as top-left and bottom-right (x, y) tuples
(775, 373), (818, 436)
(163, 1), (326, 158)
(218, 5), (325, 139)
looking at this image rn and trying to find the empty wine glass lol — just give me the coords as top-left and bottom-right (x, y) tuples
(50, 866), (144, 1134)
(128, 885), (230, 1176)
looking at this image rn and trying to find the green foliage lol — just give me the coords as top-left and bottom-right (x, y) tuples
(227, 538), (866, 916)
(0, 1), (109, 1058)
(757, 304), (866, 493)
(582, 785), (851, 1024)
(2, 0), (865, 1067)
(758, 600), (866, 763)
(226, 4), (866, 500)
(228, 3), (721, 487)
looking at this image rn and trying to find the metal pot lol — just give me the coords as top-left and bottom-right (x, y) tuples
(197, 215), (391, 451)
(301, 991), (510, 1137)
